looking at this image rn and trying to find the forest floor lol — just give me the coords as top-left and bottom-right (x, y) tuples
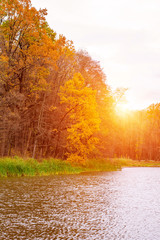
(0, 157), (160, 177)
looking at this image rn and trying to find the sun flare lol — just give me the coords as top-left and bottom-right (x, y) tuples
(115, 99), (137, 116)
(115, 90), (139, 115)
(115, 102), (130, 115)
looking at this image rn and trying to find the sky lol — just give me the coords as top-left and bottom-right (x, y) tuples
(31, 0), (160, 110)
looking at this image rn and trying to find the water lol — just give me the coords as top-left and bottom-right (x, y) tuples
(0, 168), (160, 240)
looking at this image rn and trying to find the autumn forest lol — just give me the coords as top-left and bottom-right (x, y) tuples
(1, 0), (160, 164)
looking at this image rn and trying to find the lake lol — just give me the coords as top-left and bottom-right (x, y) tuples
(0, 168), (160, 239)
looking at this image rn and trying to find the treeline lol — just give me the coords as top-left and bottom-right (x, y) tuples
(0, 0), (160, 162)
(0, 0), (113, 164)
(111, 104), (160, 161)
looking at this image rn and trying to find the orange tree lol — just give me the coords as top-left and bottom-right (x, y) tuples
(0, 0), (57, 156)
(59, 73), (100, 164)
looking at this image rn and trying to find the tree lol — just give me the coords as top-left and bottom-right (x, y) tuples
(0, 0), (57, 156)
(59, 73), (100, 164)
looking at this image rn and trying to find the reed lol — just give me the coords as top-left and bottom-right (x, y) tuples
(0, 157), (160, 177)
(0, 157), (82, 177)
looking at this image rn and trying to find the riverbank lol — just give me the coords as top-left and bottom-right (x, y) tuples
(0, 157), (82, 177)
(0, 157), (160, 177)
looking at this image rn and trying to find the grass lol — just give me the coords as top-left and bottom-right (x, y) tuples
(0, 156), (160, 177)
(0, 157), (82, 177)
(83, 158), (121, 172)
(110, 158), (160, 168)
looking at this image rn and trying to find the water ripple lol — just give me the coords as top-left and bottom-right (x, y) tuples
(0, 168), (160, 239)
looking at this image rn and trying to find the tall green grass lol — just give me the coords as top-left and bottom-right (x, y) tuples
(0, 157), (160, 177)
(0, 157), (82, 177)
(80, 157), (160, 172)
(110, 158), (160, 167)
(83, 158), (121, 172)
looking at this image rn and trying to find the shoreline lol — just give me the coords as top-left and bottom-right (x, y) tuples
(0, 157), (160, 177)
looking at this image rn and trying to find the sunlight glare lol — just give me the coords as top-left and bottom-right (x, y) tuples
(115, 102), (130, 116)
(115, 91), (137, 116)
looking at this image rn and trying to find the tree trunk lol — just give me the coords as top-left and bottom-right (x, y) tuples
(32, 138), (37, 159)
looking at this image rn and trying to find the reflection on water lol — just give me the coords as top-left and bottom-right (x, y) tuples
(0, 168), (160, 239)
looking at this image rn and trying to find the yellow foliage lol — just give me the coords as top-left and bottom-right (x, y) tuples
(59, 73), (100, 164)
(67, 154), (85, 165)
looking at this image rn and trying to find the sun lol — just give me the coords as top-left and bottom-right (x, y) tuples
(115, 98), (137, 115)
(115, 102), (130, 116)
(115, 89), (139, 115)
